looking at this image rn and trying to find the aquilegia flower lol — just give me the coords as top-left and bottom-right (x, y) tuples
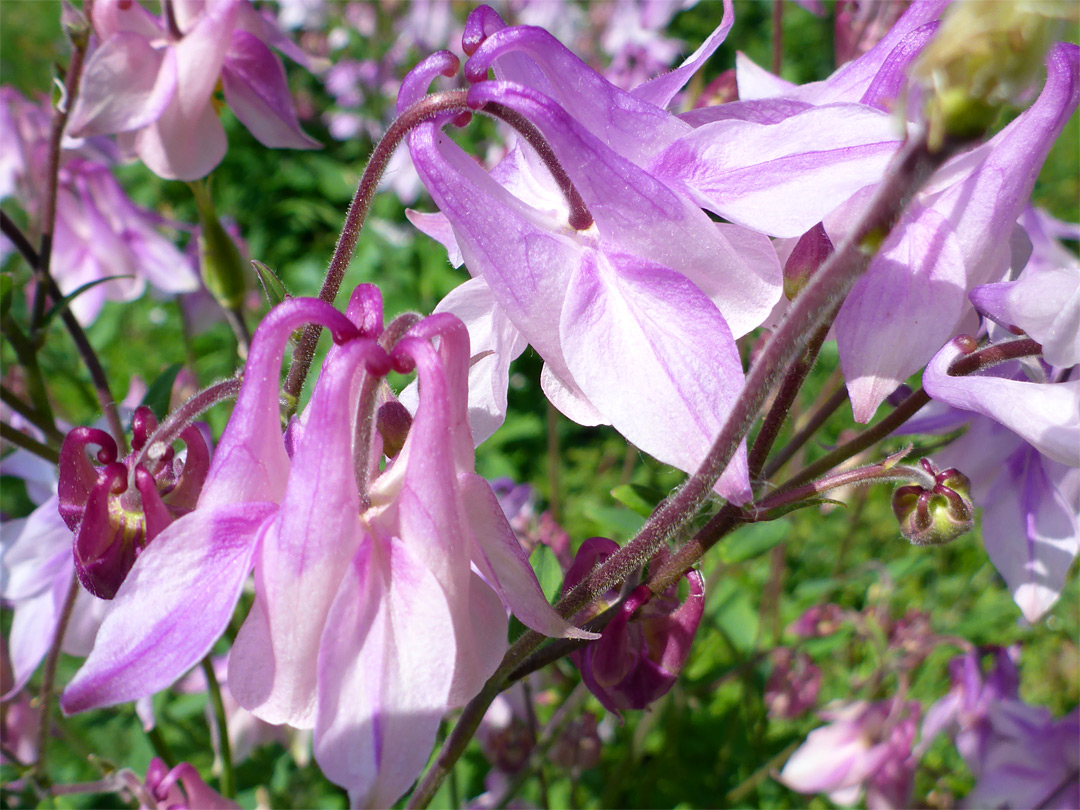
(62, 285), (592, 807)
(68, 0), (319, 180)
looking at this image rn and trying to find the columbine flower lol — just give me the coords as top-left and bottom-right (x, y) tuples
(135, 758), (238, 810)
(778, 699), (920, 810)
(765, 649), (822, 720)
(563, 538), (705, 713)
(67, 0), (319, 180)
(404, 12), (783, 500)
(58, 407), (211, 598)
(62, 285), (592, 807)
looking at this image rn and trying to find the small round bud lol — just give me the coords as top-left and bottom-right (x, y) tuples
(892, 462), (974, 546)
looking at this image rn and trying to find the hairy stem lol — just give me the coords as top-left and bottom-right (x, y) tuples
(762, 382), (848, 479)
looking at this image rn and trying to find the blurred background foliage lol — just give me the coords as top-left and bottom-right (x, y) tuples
(1, 1), (1077, 809)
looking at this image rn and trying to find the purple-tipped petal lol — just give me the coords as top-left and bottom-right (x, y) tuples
(465, 24), (690, 164)
(650, 102), (903, 239)
(221, 30), (320, 150)
(971, 268), (1080, 368)
(560, 252), (750, 503)
(837, 204), (968, 422)
(67, 33), (177, 137)
(60, 502), (275, 714)
(981, 450), (1078, 622)
(631, 0), (734, 109)
(460, 472), (597, 639)
(313, 537), (455, 810)
(924, 341), (1080, 467)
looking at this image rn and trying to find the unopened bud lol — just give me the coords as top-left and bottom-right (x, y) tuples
(376, 400), (412, 459)
(784, 223), (835, 300)
(913, 0), (1071, 150)
(892, 459), (973, 546)
(190, 181), (248, 310)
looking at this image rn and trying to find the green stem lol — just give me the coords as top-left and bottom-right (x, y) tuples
(34, 577), (79, 781)
(0, 422), (60, 463)
(201, 657), (235, 799)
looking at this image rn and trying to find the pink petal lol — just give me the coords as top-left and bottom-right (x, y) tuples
(314, 537), (456, 809)
(227, 340), (376, 728)
(172, 0), (239, 121)
(460, 472), (597, 639)
(221, 30), (320, 149)
(67, 34), (177, 137)
(5, 564), (73, 699)
(134, 96), (227, 180)
(539, 363), (607, 427)
(836, 204), (968, 422)
(405, 209), (463, 267)
(560, 252), (750, 503)
(60, 502), (275, 714)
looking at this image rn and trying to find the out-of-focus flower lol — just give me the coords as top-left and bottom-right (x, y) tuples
(765, 649), (822, 720)
(563, 538), (704, 713)
(920, 646), (1020, 769)
(779, 699), (920, 810)
(68, 0), (319, 180)
(62, 286), (591, 807)
(2, 89), (197, 324)
(965, 702), (1080, 810)
(136, 758), (239, 810)
(58, 406), (211, 599)
(788, 603), (846, 638)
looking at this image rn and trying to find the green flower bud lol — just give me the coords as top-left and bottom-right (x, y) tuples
(892, 459), (974, 546)
(189, 180), (248, 310)
(912, 0), (1071, 150)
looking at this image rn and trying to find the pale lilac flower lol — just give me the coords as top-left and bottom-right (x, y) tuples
(62, 286), (591, 807)
(0, 493), (108, 699)
(970, 207), (1080, 368)
(405, 10), (782, 500)
(778, 699), (920, 810)
(68, 0), (319, 180)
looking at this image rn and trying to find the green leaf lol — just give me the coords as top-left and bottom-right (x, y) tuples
(531, 544), (564, 604)
(717, 519), (791, 564)
(252, 259), (289, 307)
(0, 273), (12, 316)
(610, 483), (665, 517)
(40, 274), (133, 328)
(141, 363), (183, 420)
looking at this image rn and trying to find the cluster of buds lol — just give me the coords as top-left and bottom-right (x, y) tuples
(891, 458), (974, 546)
(58, 407), (210, 598)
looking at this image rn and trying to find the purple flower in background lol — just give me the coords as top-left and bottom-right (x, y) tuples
(920, 646), (1020, 770)
(563, 538), (705, 714)
(965, 702), (1080, 810)
(765, 649), (822, 720)
(136, 758), (238, 810)
(2, 89), (197, 324)
(61, 286), (591, 807)
(778, 698), (920, 810)
(68, 0), (319, 180)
